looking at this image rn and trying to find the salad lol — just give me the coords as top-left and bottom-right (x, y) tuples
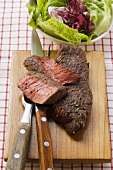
(26, 0), (112, 45)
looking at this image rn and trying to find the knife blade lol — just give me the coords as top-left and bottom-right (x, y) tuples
(31, 29), (44, 56)
(29, 0), (44, 57)
(29, 0), (36, 6)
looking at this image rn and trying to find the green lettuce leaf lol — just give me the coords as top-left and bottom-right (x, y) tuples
(26, 4), (40, 29)
(37, 0), (67, 21)
(83, 0), (112, 36)
(38, 18), (92, 45)
(37, 0), (67, 12)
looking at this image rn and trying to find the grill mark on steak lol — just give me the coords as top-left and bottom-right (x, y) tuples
(23, 56), (80, 85)
(18, 72), (67, 104)
(52, 46), (93, 135)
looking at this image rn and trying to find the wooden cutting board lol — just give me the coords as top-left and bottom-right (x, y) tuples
(4, 50), (111, 163)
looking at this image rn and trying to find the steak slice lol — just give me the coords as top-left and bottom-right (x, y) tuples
(17, 72), (67, 104)
(23, 56), (80, 85)
(52, 46), (93, 135)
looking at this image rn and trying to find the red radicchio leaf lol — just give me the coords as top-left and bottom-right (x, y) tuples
(57, 0), (94, 34)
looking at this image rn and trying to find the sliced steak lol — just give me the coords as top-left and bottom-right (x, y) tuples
(17, 72), (67, 104)
(52, 46), (93, 135)
(23, 56), (80, 85)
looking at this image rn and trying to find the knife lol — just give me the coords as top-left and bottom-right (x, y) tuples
(29, 0), (54, 169)
(31, 29), (54, 170)
(31, 26), (54, 170)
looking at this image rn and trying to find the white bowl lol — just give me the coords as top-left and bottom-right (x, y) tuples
(37, 4), (113, 45)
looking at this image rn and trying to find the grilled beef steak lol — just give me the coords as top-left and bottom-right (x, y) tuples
(23, 56), (80, 85)
(52, 46), (93, 135)
(18, 72), (67, 104)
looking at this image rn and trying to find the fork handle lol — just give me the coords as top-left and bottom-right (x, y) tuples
(5, 123), (31, 170)
(36, 110), (54, 170)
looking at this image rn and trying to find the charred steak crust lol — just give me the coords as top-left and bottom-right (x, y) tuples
(23, 56), (43, 72)
(52, 46), (93, 135)
(23, 55), (80, 85)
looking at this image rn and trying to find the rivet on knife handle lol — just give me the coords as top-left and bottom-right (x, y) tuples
(35, 106), (54, 170)
(5, 122), (31, 170)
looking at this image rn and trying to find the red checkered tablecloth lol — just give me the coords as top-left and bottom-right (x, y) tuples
(0, 0), (113, 169)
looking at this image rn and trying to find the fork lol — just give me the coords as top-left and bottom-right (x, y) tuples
(5, 95), (34, 170)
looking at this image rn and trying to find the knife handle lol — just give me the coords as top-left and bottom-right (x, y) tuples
(5, 122), (31, 170)
(36, 110), (54, 170)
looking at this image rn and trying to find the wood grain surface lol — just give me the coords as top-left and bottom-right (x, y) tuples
(4, 50), (111, 163)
